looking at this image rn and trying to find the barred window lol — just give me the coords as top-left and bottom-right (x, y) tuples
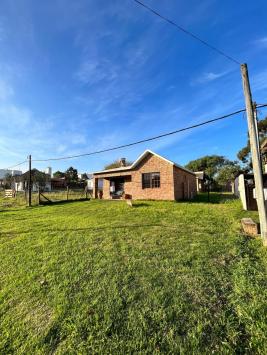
(142, 172), (160, 189)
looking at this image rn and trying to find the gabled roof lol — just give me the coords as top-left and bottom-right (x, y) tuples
(93, 149), (195, 175)
(16, 169), (51, 182)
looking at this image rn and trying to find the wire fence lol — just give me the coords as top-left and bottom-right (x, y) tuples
(0, 188), (92, 209)
(38, 188), (91, 205)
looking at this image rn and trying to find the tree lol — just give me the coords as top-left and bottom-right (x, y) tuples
(3, 173), (13, 189)
(104, 160), (132, 170)
(65, 167), (78, 184)
(80, 173), (88, 180)
(32, 170), (48, 190)
(216, 164), (241, 186)
(185, 155), (230, 179)
(185, 155), (242, 191)
(237, 115), (267, 170)
(53, 171), (65, 178)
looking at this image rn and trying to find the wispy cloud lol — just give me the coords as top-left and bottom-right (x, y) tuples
(251, 69), (267, 92)
(0, 79), (14, 101)
(75, 58), (119, 85)
(0, 104), (32, 127)
(254, 36), (267, 49)
(192, 71), (228, 85)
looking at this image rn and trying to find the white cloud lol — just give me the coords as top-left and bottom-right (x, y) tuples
(0, 104), (32, 127)
(75, 58), (118, 85)
(71, 134), (87, 145)
(254, 36), (267, 49)
(56, 144), (67, 154)
(251, 69), (267, 92)
(0, 79), (14, 101)
(192, 71), (228, 85)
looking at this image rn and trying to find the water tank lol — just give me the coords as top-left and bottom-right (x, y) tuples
(45, 167), (52, 176)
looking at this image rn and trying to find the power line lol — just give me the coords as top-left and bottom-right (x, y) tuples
(32, 107), (247, 163)
(3, 104), (266, 166)
(2, 160), (28, 171)
(132, 0), (241, 65)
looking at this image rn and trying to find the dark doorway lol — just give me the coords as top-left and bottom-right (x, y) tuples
(110, 177), (125, 198)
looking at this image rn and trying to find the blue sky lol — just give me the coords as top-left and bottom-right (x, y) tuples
(0, 0), (267, 174)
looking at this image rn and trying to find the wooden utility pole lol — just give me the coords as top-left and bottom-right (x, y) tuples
(28, 154), (32, 207)
(241, 63), (267, 245)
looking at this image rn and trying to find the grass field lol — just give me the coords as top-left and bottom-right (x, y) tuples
(0, 194), (267, 353)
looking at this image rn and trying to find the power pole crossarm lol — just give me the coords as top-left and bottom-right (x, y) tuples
(241, 63), (267, 245)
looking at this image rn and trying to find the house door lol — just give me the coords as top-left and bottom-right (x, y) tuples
(110, 178), (125, 198)
(115, 179), (124, 193)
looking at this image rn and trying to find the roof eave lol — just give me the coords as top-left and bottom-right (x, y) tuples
(93, 149), (195, 176)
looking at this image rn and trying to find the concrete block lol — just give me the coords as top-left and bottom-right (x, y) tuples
(241, 218), (259, 236)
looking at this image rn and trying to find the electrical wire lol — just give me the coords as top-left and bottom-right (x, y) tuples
(32, 107), (247, 162)
(2, 160), (28, 171)
(132, 0), (241, 65)
(3, 104), (267, 166)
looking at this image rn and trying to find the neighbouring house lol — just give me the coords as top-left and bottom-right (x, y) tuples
(93, 150), (197, 201)
(86, 174), (94, 190)
(83, 173), (99, 192)
(234, 139), (267, 210)
(14, 169), (51, 192)
(0, 171), (23, 189)
(51, 177), (67, 190)
(51, 176), (86, 190)
(195, 171), (205, 192)
(234, 173), (267, 210)
(261, 138), (267, 172)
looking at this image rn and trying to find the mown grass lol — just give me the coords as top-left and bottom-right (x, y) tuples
(0, 194), (266, 353)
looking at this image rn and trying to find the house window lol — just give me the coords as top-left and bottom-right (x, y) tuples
(142, 172), (160, 189)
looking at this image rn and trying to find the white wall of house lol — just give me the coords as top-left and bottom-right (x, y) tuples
(86, 174), (103, 190)
(87, 179), (94, 189)
(15, 181), (51, 192)
(237, 174), (247, 210)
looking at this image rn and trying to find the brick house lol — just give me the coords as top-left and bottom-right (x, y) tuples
(93, 150), (197, 200)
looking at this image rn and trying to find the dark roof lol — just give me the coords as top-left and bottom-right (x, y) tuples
(16, 169), (50, 182)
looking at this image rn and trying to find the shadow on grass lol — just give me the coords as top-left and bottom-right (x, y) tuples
(191, 193), (238, 204)
(40, 198), (90, 206)
(132, 202), (150, 208)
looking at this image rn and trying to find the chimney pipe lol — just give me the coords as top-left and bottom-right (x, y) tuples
(120, 158), (126, 167)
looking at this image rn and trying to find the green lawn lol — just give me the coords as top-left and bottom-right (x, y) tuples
(0, 194), (267, 353)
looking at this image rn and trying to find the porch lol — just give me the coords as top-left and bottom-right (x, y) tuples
(94, 175), (132, 199)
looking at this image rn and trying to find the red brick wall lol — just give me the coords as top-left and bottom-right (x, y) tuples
(125, 153), (174, 200)
(93, 153), (196, 201)
(173, 166), (197, 200)
(103, 178), (110, 199)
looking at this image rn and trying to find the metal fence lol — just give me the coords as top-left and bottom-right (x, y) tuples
(38, 188), (91, 205)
